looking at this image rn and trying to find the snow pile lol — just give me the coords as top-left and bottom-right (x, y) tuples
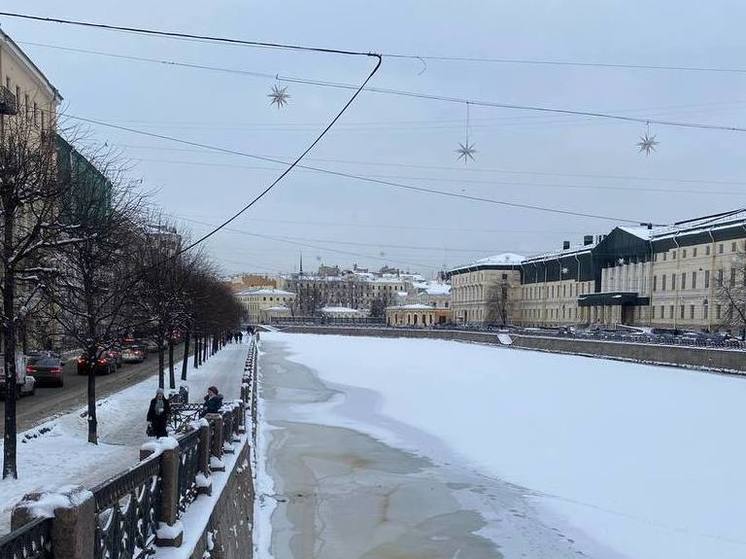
(156, 520), (184, 540)
(195, 473), (211, 489)
(268, 332), (746, 559)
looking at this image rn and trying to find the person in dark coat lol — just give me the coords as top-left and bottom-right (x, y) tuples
(201, 386), (223, 417)
(147, 388), (170, 438)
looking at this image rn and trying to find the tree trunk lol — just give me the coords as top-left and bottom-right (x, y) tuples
(2, 245), (18, 478)
(203, 335), (208, 362)
(194, 334), (200, 368)
(158, 343), (165, 389)
(86, 344), (98, 444)
(168, 337), (175, 389)
(181, 328), (191, 381)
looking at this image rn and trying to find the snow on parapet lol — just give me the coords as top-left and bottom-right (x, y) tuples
(22, 486), (93, 519)
(141, 436), (179, 456)
(448, 253), (526, 275)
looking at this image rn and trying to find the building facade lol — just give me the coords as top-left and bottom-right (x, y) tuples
(237, 288), (296, 324)
(386, 304), (450, 327)
(448, 210), (746, 332)
(446, 254), (524, 324)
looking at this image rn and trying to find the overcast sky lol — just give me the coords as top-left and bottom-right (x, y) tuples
(2, 1), (746, 277)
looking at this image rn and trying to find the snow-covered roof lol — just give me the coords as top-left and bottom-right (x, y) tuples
(412, 281), (451, 295)
(387, 304), (436, 310)
(264, 305), (291, 311)
(320, 306), (363, 314)
(237, 288), (295, 297)
(448, 253), (525, 275)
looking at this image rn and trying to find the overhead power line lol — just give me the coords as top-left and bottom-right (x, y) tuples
(7, 13), (746, 132)
(8, 12), (746, 75)
(63, 113), (651, 225)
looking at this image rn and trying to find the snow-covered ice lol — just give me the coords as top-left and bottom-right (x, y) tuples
(264, 332), (746, 559)
(0, 343), (248, 534)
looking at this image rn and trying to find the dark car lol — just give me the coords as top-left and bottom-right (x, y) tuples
(76, 352), (116, 375)
(26, 353), (64, 387)
(122, 345), (146, 363)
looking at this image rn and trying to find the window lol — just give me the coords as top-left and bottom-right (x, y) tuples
(672, 250), (676, 259)
(703, 303), (709, 320)
(731, 268), (737, 287)
(671, 274), (677, 290)
(693, 247), (698, 257)
(682, 249), (687, 259)
(732, 242), (737, 252)
(691, 271), (697, 289)
(653, 276), (657, 291)
(563, 285), (566, 297)
(14, 86), (20, 110)
(669, 305), (674, 319)
(24, 94), (30, 119)
(662, 274), (667, 291)
(654, 253), (658, 262)
(717, 269), (724, 286)
(705, 270), (710, 288)
(651, 306), (656, 319)
(681, 273), (686, 290)
(680, 305), (685, 319)
(719, 244), (724, 254)
(716, 304), (722, 319)
(663, 252), (667, 261)
(690, 305), (695, 319)
(706, 245), (711, 256)
(502, 273), (508, 280)
(660, 305), (665, 319)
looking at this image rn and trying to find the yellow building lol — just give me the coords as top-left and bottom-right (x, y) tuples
(237, 288), (296, 324)
(0, 29), (61, 135)
(386, 304), (450, 327)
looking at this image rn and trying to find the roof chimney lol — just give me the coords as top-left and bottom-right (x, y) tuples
(583, 235), (593, 246)
(562, 241), (570, 250)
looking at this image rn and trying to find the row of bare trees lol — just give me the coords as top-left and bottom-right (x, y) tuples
(1, 116), (244, 478)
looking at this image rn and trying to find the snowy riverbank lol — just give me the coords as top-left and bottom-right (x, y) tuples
(259, 332), (746, 559)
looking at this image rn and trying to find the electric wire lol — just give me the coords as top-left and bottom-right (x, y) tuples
(62, 113), (654, 225)
(6, 14), (746, 131)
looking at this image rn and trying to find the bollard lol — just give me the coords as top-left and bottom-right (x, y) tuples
(155, 445), (183, 547)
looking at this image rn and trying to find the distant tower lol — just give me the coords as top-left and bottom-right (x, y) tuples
(299, 251), (304, 277)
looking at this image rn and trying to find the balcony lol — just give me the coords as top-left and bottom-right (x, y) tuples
(0, 86), (18, 116)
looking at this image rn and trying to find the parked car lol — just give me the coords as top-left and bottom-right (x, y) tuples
(144, 339), (159, 353)
(76, 352), (116, 375)
(26, 352), (64, 387)
(0, 353), (35, 398)
(122, 345), (146, 363)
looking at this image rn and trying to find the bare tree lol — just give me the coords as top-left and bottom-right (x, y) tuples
(716, 250), (746, 338)
(485, 279), (511, 326)
(46, 139), (146, 444)
(0, 117), (86, 478)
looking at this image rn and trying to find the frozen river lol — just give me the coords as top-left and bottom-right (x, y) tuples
(256, 332), (746, 559)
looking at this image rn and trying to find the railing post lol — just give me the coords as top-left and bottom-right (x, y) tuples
(11, 487), (95, 559)
(207, 413), (225, 472)
(237, 401), (246, 434)
(197, 422), (212, 496)
(155, 445), (184, 547)
(222, 411), (235, 454)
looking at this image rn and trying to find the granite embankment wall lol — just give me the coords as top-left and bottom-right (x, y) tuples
(188, 443), (254, 559)
(276, 326), (746, 374)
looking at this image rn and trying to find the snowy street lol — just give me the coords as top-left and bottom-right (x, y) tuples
(0, 342), (248, 535)
(257, 332), (746, 559)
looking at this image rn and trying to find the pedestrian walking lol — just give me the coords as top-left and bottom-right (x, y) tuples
(147, 388), (170, 438)
(200, 385), (223, 417)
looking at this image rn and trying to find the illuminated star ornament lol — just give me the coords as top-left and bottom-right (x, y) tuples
(456, 140), (477, 163)
(268, 84), (290, 109)
(637, 122), (658, 156)
(455, 101), (477, 164)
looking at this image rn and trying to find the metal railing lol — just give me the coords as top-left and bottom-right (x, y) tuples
(0, 516), (53, 559)
(177, 429), (200, 515)
(92, 456), (162, 559)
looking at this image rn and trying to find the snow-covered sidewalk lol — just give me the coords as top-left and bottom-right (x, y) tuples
(262, 332), (746, 559)
(0, 342), (248, 534)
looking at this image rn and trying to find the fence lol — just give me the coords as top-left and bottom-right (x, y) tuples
(270, 315), (385, 326)
(2, 337), (259, 559)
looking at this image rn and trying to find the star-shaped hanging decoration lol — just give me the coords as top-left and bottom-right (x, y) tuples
(268, 84), (290, 109)
(456, 141), (477, 163)
(636, 132), (658, 156)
